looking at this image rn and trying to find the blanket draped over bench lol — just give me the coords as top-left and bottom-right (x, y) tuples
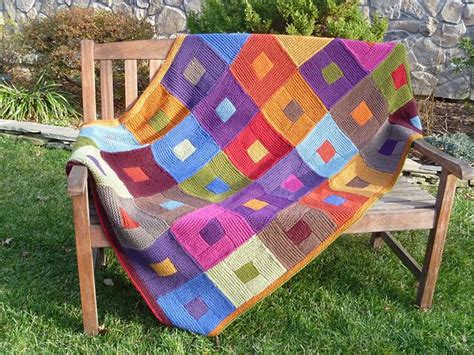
(68, 34), (423, 335)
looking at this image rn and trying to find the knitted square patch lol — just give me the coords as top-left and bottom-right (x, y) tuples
(162, 36), (228, 109)
(258, 204), (337, 269)
(243, 199), (268, 211)
(351, 101), (373, 126)
(247, 140), (269, 163)
(124, 231), (203, 297)
(173, 139), (197, 161)
(257, 151), (325, 202)
(179, 152), (251, 202)
(193, 71), (259, 148)
(296, 113), (357, 178)
(215, 98), (236, 123)
(101, 146), (176, 198)
(160, 199), (185, 211)
(150, 257), (177, 277)
(151, 115), (220, 182)
(220, 183), (293, 233)
(331, 76), (388, 149)
(301, 181), (369, 226)
(225, 113), (292, 179)
(322, 62), (344, 84)
(231, 34), (297, 106)
(371, 44), (413, 113)
(262, 72), (327, 146)
(122, 84), (190, 144)
(171, 205), (255, 270)
(300, 39), (368, 109)
(252, 52), (274, 80)
(206, 236), (286, 307)
(157, 274), (235, 335)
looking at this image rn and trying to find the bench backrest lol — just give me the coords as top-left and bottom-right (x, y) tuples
(80, 39), (175, 123)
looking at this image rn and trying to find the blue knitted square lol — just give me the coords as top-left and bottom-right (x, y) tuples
(215, 98), (236, 123)
(206, 177), (231, 194)
(324, 194), (346, 206)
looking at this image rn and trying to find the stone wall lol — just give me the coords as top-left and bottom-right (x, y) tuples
(1, 0), (473, 99)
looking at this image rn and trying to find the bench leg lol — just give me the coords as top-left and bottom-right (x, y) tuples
(416, 171), (457, 310)
(72, 188), (99, 335)
(370, 232), (384, 250)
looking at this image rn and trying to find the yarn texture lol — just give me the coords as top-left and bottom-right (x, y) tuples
(68, 34), (423, 335)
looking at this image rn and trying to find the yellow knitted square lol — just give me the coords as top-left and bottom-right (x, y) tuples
(243, 199), (268, 210)
(247, 140), (269, 163)
(277, 36), (333, 66)
(150, 258), (177, 277)
(252, 52), (274, 80)
(329, 155), (392, 197)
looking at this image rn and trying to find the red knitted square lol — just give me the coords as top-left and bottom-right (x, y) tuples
(316, 140), (336, 163)
(301, 181), (369, 226)
(391, 64), (407, 90)
(230, 34), (297, 106)
(286, 220), (312, 245)
(225, 113), (292, 179)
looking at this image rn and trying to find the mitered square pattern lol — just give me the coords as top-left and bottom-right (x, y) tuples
(69, 34), (422, 336)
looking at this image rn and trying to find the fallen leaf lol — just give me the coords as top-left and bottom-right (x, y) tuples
(103, 278), (114, 286)
(1, 238), (13, 246)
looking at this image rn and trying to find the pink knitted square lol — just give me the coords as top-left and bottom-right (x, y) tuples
(281, 174), (304, 193)
(171, 205), (255, 270)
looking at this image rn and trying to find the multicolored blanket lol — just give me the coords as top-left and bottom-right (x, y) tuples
(68, 34), (423, 336)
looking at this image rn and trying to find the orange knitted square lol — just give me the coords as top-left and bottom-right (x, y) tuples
(231, 34), (297, 106)
(122, 167), (150, 183)
(262, 72), (327, 145)
(243, 199), (269, 210)
(150, 258), (177, 277)
(351, 101), (373, 126)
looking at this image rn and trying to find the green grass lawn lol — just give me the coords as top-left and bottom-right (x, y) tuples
(0, 135), (473, 353)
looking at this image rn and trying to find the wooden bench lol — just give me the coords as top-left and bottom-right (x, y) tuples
(67, 39), (474, 336)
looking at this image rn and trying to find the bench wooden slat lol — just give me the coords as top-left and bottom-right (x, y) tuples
(94, 39), (174, 60)
(100, 60), (114, 119)
(81, 40), (96, 123)
(149, 59), (162, 82)
(124, 59), (138, 109)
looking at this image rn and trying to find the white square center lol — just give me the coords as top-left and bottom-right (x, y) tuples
(173, 139), (196, 161)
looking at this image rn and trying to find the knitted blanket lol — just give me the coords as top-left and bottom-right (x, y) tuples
(68, 34), (423, 336)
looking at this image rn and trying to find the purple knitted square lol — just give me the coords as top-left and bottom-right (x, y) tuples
(300, 39), (368, 109)
(162, 36), (228, 109)
(124, 231), (203, 297)
(193, 70), (259, 147)
(199, 217), (225, 245)
(185, 297), (209, 320)
(378, 138), (399, 156)
(258, 151), (325, 201)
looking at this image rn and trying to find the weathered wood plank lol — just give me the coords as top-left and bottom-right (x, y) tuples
(149, 59), (162, 81)
(81, 40), (96, 123)
(380, 231), (422, 279)
(417, 170), (458, 309)
(94, 39), (174, 60)
(413, 140), (474, 180)
(124, 59), (138, 109)
(100, 60), (114, 119)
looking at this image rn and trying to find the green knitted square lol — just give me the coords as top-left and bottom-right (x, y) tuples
(234, 262), (259, 283)
(322, 63), (343, 84)
(371, 43), (413, 113)
(179, 152), (251, 202)
(149, 110), (170, 132)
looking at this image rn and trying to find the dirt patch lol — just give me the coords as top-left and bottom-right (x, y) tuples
(417, 97), (474, 137)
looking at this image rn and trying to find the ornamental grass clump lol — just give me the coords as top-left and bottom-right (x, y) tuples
(0, 72), (80, 126)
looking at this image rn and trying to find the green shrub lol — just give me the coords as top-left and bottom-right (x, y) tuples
(426, 133), (474, 163)
(0, 72), (80, 127)
(188, 0), (387, 41)
(21, 8), (155, 105)
(452, 37), (474, 73)
(0, 20), (22, 78)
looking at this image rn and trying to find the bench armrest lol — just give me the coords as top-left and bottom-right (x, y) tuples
(413, 140), (474, 181)
(67, 165), (89, 196)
